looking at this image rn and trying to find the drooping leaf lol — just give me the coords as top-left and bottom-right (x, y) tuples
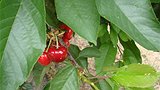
(0, 0), (46, 90)
(55, 0), (100, 44)
(120, 39), (142, 64)
(96, 0), (160, 51)
(78, 47), (101, 58)
(49, 64), (79, 90)
(112, 64), (159, 88)
(96, 43), (117, 74)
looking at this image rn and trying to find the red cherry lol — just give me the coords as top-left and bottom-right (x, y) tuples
(38, 52), (51, 66)
(59, 24), (67, 29)
(62, 38), (70, 47)
(63, 28), (73, 40)
(60, 24), (73, 40)
(48, 46), (68, 63)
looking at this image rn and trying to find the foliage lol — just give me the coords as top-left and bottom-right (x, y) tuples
(0, 0), (160, 90)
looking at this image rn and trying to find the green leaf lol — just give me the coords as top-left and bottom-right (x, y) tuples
(49, 64), (79, 90)
(44, 83), (50, 90)
(69, 44), (80, 59)
(33, 63), (44, 85)
(126, 87), (155, 90)
(112, 64), (159, 88)
(98, 32), (110, 45)
(33, 63), (50, 86)
(45, 0), (59, 27)
(96, 43), (117, 74)
(115, 61), (125, 68)
(76, 57), (88, 69)
(110, 26), (118, 47)
(119, 31), (130, 42)
(150, 0), (160, 3)
(152, 3), (160, 21)
(110, 23), (120, 33)
(97, 24), (107, 37)
(55, 0), (100, 44)
(120, 40), (142, 64)
(68, 44), (88, 68)
(78, 47), (101, 58)
(96, 80), (112, 90)
(0, 0), (46, 90)
(97, 24), (109, 48)
(102, 66), (118, 73)
(96, 0), (160, 51)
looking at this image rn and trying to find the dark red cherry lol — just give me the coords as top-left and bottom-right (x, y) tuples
(38, 52), (51, 66)
(60, 24), (73, 40)
(47, 46), (68, 63)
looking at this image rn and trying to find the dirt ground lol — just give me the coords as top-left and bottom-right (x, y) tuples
(71, 34), (160, 90)
(137, 45), (160, 90)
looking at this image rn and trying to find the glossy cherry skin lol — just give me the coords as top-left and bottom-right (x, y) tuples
(60, 24), (73, 40)
(48, 46), (68, 63)
(38, 52), (51, 66)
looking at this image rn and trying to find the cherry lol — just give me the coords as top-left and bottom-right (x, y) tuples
(59, 24), (67, 29)
(63, 27), (73, 40)
(48, 46), (68, 63)
(38, 52), (51, 66)
(62, 38), (70, 47)
(60, 24), (73, 40)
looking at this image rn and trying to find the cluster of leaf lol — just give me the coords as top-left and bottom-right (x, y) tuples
(0, 0), (160, 90)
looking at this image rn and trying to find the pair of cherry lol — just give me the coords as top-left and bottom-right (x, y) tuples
(38, 24), (73, 66)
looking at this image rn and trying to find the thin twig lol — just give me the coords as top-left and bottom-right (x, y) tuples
(46, 38), (52, 52)
(58, 37), (81, 68)
(80, 74), (100, 90)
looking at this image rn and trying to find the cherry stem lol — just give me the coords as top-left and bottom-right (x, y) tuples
(68, 51), (81, 68)
(79, 73), (100, 90)
(47, 34), (50, 39)
(57, 31), (65, 37)
(55, 35), (59, 49)
(46, 37), (52, 52)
